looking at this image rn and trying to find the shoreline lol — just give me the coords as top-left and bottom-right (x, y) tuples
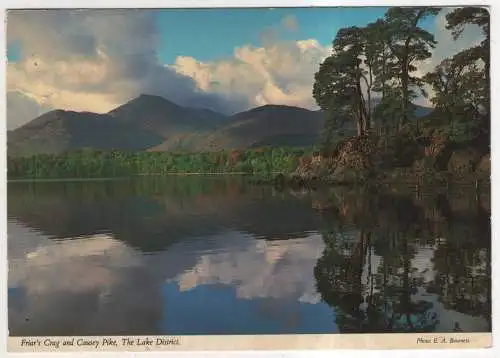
(7, 172), (279, 183)
(7, 172), (490, 188)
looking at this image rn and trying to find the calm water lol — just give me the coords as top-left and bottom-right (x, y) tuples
(7, 177), (491, 336)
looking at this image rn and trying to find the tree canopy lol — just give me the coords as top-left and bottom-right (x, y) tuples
(313, 6), (489, 151)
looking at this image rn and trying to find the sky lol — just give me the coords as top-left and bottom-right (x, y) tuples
(6, 7), (484, 130)
(154, 7), (395, 64)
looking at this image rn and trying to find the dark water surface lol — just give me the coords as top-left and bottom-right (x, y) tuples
(7, 177), (491, 336)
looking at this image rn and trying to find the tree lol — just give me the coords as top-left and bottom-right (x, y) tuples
(384, 7), (441, 128)
(313, 26), (373, 147)
(445, 7), (490, 139)
(446, 7), (490, 66)
(424, 52), (486, 122)
(314, 8), (441, 147)
(423, 7), (490, 144)
(365, 19), (399, 135)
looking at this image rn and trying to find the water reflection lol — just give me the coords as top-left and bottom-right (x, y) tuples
(8, 225), (163, 336)
(7, 177), (491, 335)
(313, 186), (491, 333)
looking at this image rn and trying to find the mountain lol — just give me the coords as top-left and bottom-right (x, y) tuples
(108, 94), (228, 136)
(208, 105), (324, 149)
(150, 105), (324, 151)
(7, 94), (228, 156)
(7, 93), (434, 156)
(7, 110), (166, 156)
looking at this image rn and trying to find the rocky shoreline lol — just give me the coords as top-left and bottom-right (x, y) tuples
(267, 132), (490, 191)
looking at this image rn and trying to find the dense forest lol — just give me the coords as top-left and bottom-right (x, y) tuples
(7, 147), (318, 180)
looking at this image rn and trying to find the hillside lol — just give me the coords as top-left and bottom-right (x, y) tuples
(7, 94), (228, 156)
(150, 105), (324, 151)
(7, 94), (434, 155)
(7, 110), (165, 157)
(212, 105), (324, 149)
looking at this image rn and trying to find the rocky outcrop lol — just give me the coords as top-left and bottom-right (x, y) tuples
(274, 129), (490, 189)
(289, 136), (379, 185)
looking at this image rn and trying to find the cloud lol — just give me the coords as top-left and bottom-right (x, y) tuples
(6, 9), (239, 127)
(7, 8), (484, 127)
(172, 38), (331, 110)
(7, 10), (328, 128)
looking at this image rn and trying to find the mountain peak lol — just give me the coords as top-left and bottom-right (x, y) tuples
(128, 93), (178, 106)
(247, 104), (312, 113)
(136, 93), (170, 101)
(107, 94), (181, 118)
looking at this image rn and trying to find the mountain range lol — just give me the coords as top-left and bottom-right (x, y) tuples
(7, 94), (433, 156)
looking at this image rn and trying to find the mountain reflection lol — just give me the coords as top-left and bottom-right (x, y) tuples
(7, 177), (321, 251)
(7, 177), (491, 335)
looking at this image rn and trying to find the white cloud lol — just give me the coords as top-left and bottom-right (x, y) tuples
(6, 9), (240, 129)
(172, 38), (331, 110)
(7, 10), (324, 128)
(6, 8), (486, 129)
(172, 8), (485, 111)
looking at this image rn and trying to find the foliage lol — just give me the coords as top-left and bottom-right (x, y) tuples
(7, 147), (319, 180)
(423, 7), (490, 146)
(313, 7), (440, 153)
(446, 7), (489, 53)
(313, 26), (373, 143)
(314, 6), (489, 163)
(383, 7), (441, 127)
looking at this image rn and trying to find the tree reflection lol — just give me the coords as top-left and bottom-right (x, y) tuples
(428, 213), (491, 330)
(313, 187), (490, 333)
(315, 222), (438, 332)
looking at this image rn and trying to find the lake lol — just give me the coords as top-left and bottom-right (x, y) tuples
(7, 176), (491, 336)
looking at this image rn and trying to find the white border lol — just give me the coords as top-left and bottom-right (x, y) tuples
(1, 1), (498, 358)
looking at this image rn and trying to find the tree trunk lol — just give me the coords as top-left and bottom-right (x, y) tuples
(367, 67), (373, 133)
(362, 112), (370, 134)
(357, 65), (368, 136)
(401, 56), (409, 130)
(380, 50), (387, 137)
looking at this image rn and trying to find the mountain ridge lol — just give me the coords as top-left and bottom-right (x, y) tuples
(7, 94), (434, 156)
